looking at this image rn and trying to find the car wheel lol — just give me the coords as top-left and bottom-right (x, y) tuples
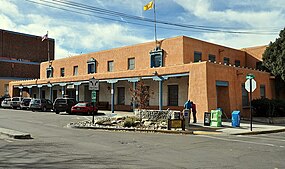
(42, 107), (47, 112)
(32, 108), (35, 112)
(55, 110), (59, 114)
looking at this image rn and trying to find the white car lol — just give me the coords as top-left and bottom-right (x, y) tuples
(1, 98), (12, 108)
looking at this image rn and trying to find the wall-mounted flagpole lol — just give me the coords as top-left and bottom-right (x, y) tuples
(153, 0), (157, 47)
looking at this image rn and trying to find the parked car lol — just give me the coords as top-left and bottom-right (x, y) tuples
(1, 98), (12, 108)
(71, 102), (98, 115)
(10, 97), (23, 109)
(53, 98), (76, 114)
(20, 98), (32, 110)
(29, 98), (53, 112)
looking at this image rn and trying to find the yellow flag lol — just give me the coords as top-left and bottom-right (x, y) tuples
(144, 1), (153, 11)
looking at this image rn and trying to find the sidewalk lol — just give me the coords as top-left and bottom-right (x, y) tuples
(86, 110), (285, 135)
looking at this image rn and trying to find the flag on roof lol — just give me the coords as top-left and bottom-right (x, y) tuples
(144, 1), (153, 11)
(42, 33), (48, 41)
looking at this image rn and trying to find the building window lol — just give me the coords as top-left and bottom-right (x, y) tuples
(150, 48), (163, 68)
(256, 61), (263, 70)
(235, 60), (241, 67)
(168, 85), (178, 106)
(117, 87), (125, 105)
(194, 51), (202, 62)
(208, 54), (216, 62)
(128, 58), (135, 70)
(87, 58), (96, 74)
(46, 66), (53, 78)
(224, 57), (230, 65)
(60, 68), (65, 77)
(4, 84), (9, 95)
(73, 66), (78, 76)
(242, 84), (249, 107)
(260, 85), (266, 98)
(108, 61), (114, 72)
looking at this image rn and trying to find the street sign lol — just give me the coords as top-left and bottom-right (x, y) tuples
(246, 73), (255, 80)
(89, 78), (99, 90)
(91, 90), (97, 102)
(245, 79), (256, 92)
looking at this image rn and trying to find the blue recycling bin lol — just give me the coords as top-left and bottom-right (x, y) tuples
(232, 111), (240, 127)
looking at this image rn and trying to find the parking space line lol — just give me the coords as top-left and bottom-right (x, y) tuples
(237, 135), (285, 142)
(198, 135), (280, 147)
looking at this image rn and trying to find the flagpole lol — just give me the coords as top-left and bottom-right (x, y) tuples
(153, 0), (157, 47)
(47, 31), (50, 64)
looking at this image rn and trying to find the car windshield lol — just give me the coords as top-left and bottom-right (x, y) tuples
(75, 103), (87, 107)
(56, 99), (66, 104)
(23, 99), (31, 102)
(12, 98), (20, 101)
(31, 99), (40, 104)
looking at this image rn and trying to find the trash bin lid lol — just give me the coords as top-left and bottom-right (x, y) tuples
(232, 110), (240, 115)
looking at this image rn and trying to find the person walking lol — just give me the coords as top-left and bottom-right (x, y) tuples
(184, 100), (192, 110)
(191, 101), (197, 123)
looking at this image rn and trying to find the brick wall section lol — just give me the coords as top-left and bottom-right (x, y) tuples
(0, 29), (54, 62)
(0, 62), (39, 78)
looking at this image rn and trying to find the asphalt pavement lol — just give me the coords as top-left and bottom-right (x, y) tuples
(1, 110), (285, 138)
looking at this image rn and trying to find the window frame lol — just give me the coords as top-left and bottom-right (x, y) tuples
(242, 84), (249, 107)
(224, 57), (230, 65)
(168, 85), (179, 106)
(260, 85), (266, 98)
(46, 66), (53, 78)
(194, 51), (202, 63)
(208, 54), (216, 62)
(87, 58), (96, 74)
(73, 66), (78, 76)
(235, 60), (241, 67)
(60, 67), (65, 77)
(108, 60), (114, 72)
(128, 57), (135, 70)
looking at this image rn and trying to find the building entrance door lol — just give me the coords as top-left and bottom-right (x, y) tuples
(216, 86), (230, 119)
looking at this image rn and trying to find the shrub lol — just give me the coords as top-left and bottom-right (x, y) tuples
(251, 98), (285, 117)
(123, 116), (140, 127)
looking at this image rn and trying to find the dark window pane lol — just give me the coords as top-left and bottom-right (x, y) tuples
(242, 84), (249, 106)
(128, 58), (135, 70)
(224, 57), (230, 65)
(168, 85), (178, 106)
(194, 51), (202, 62)
(260, 85), (266, 98)
(108, 61), (114, 72)
(117, 87), (125, 105)
(208, 54), (216, 62)
(235, 60), (240, 67)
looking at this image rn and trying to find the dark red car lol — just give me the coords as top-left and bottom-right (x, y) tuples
(71, 102), (98, 115)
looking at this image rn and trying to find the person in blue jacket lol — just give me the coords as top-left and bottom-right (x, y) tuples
(184, 100), (192, 110)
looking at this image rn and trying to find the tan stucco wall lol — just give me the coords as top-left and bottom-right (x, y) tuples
(0, 79), (11, 97)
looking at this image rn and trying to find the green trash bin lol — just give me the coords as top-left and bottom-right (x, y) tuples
(210, 110), (222, 127)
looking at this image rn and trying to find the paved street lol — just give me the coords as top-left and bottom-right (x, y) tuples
(0, 108), (285, 169)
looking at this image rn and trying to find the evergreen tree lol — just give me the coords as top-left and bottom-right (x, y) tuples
(263, 27), (285, 80)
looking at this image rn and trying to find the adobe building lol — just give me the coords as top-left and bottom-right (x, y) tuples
(0, 29), (54, 97)
(9, 36), (274, 121)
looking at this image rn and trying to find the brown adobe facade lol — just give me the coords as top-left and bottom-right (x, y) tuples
(0, 29), (55, 97)
(9, 36), (273, 121)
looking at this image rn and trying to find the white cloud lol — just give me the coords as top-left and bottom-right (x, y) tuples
(0, 0), (20, 18)
(201, 32), (276, 49)
(174, 0), (284, 27)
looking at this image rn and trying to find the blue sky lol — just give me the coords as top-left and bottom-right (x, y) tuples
(1, 0), (284, 59)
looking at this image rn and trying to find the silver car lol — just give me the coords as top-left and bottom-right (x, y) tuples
(1, 98), (12, 108)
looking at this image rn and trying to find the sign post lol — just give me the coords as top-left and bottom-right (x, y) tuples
(245, 73), (256, 131)
(89, 77), (99, 124)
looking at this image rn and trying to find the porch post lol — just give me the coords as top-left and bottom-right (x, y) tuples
(132, 82), (136, 110)
(61, 86), (65, 97)
(38, 87), (42, 99)
(159, 80), (163, 111)
(76, 85), (79, 102)
(111, 83), (115, 113)
(49, 86), (53, 101)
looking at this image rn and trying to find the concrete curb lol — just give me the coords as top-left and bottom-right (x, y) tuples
(192, 131), (222, 135)
(0, 128), (32, 139)
(68, 125), (193, 135)
(231, 128), (285, 135)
